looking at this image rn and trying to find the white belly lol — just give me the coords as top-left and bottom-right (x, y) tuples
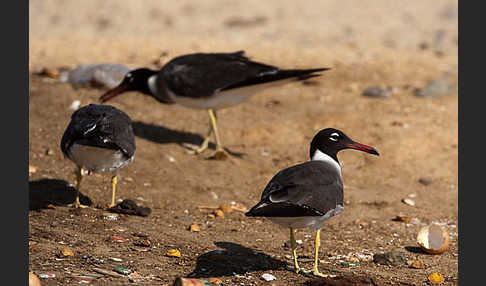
(267, 205), (344, 230)
(68, 143), (133, 173)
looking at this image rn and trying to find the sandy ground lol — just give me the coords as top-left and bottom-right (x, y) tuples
(29, 1), (458, 285)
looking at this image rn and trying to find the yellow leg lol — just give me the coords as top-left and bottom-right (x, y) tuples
(69, 167), (88, 208)
(311, 229), (335, 278)
(207, 109), (228, 159)
(183, 119), (213, 154)
(290, 227), (302, 273)
(109, 175), (117, 208)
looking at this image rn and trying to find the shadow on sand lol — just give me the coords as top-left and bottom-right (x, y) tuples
(132, 121), (245, 157)
(187, 241), (287, 278)
(29, 178), (92, 210)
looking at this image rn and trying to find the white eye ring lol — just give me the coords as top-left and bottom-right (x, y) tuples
(329, 132), (339, 141)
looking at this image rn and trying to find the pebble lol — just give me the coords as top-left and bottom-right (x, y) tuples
(418, 177), (433, 186)
(261, 273), (277, 281)
(69, 100), (81, 110)
(414, 78), (456, 97)
(361, 86), (391, 98)
(61, 63), (131, 89)
(373, 249), (408, 266)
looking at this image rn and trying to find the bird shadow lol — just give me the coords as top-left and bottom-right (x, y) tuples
(404, 246), (430, 255)
(186, 241), (287, 278)
(131, 121), (245, 158)
(29, 178), (92, 211)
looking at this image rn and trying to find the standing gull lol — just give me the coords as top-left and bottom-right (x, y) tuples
(99, 51), (329, 159)
(60, 104), (136, 208)
(245, 128), (379, 277)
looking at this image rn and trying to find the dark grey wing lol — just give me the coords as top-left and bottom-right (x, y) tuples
(246, 161), (343, 217)
(60, 104), (136, 158)
(100, 107), (136, 158)
(159, 51), (280, 98)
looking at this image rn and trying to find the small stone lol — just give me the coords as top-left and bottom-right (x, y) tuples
(373, 249), (408, 266)
(418, 177), (433, 186)
(362, 86), (391, 98)
(166, 249), (181, 258)
(414, 78), (456, 98)
(70, 100), (81, 110)
(133, 239), (151, 247)
(428, 272), (445, 284)
(354, 219), (369, 228)
(261, 273), (277, 281)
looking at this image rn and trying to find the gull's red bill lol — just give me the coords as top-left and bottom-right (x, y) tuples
(99, 84), (129, 103)
(345, 142), (379, 156)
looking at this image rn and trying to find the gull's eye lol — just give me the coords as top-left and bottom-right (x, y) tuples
(125, 73), (134, 82)
(329, 132), (340, 142)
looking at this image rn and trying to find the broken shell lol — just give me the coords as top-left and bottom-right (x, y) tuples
(40, 67), (60, 78)
(230, 202), (248, 212)
(402, 198), (415, 206)
(189, 223), (200, 232)
(29, 272), (41, 286)
(428, 272), (445, 284)
(417, 224), (450, 254)
(166, 249), (181, 257)
(29, 165), (37, 174)
(394, 215), (411, 223)
(61, 247), (74, 257)
(213, 209), (225, 218)
(409, 259), (425, 269)
(345, 257), (360, 263)
(219, 204), (233, 214)
(261, 273), (277, 281)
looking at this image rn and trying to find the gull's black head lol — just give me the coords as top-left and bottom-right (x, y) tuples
(99, 68), (157, 103)
(310, 128), (379, 162)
